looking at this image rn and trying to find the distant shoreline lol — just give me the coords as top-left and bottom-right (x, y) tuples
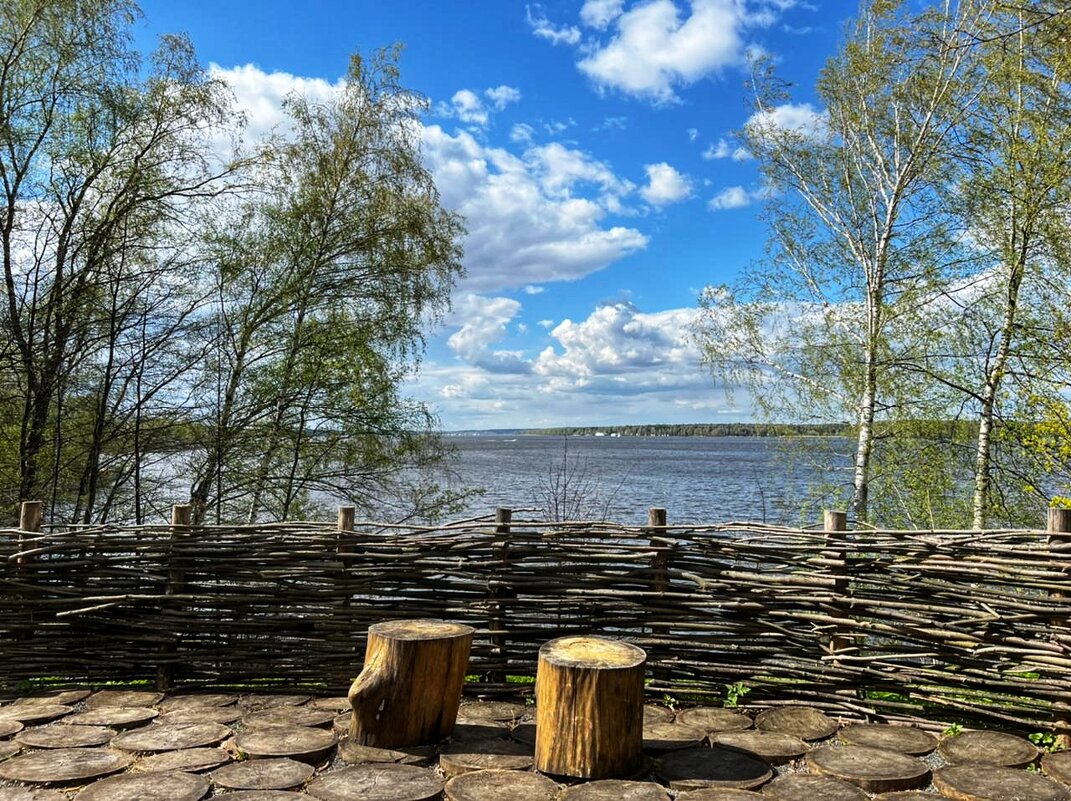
(442, 423), (852, 437)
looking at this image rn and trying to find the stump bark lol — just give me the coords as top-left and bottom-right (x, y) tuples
(534, 635), (646, 779)
(348, 619), (474, 749)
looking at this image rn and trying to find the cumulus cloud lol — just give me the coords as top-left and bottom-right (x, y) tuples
(485, 85), (522, 110)
(436, 85), (522, 127)
(708, 184), (765, 211)
(446, 294), (530, 373)
(580, 0), (625, 29)
(422, 125), (648, 291)
(527, 5), (582, 45)
(702, 138), (751, 161)
(640, 162), (693, 206)
(745, 102), (828, 139)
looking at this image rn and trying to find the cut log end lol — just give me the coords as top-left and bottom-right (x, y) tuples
(539, 636), (645, 669)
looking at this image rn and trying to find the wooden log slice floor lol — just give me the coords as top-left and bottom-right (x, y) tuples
(709, 731), (808, 764)
(676, 708), (753, 733)
(0, 742), (20, 760)
(439, 737), (533, 777)
(306, 763), (445, 801)
(558, 779), (670, 801)
(806, 745), (930, 793)
(0, 748), (135, 784)
(0, 789), (71, 800)
(451, 722), (510, 742)
(11, 691), (91, 707)
(755, 707), (837, 741)
(656, 746), (773, 791)
(643, 722), (707, 752)
(457, 702), (527, 723)
(874, 793), (943, 800)
(211, 793), (302, 800)
(85, 692), (161, 710)
(211, 756), (314, 789)
(73, 770), (209, 800)
(62, 707), (158, 728)
(938, 730), (1039, 767)
(0, 720), (24, 738)
(234, 725), (337, 763)
(132, 747), (231, 773)
(243, 705), (338, 729)
(15, 725), (114, 749)
(155, 706), (242, 725)
(838, 724), (937, 756)
(644, 706), (675, 725)
(309, 697), (352, 712)
(933, 765), (1071, 801)
(158, 694), (237, 712)
(239, 694), (312, 711)
(443, 769), (560, 801)
(761, 773), (869, 801)
(511, 724), (537, 746)
(675, 790), (766, 801)
(0, 706), (72, 725)
(337, 738), (436, 766)
(1043, 751), (1071, 785)
(110, 722), (231, 752)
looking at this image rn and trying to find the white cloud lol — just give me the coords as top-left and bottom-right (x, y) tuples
(485, 85), (522, 110)
(538, 319), (555, 329)
(448, 89), (488, 126)
(580, 0), (625, 29)
(687, 128), (699, 142)
(446, 294), (530, 374)
(523, 285), (545, 295)
(640, 162), (693, 206)
(510, 123), (535, 144)
(745, 102), (827, 139)
(708, 184), (765, 211)
(702, 137), (751, 161)
(422, 125), (648, 291)
(527, 5), (582, 45)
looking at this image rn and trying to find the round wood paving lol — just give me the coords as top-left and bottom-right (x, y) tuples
(457, 702), (527, 723)
(73, 770), (209, 800)
(511, 724), (537, 745)
(643, 722), (707, 752)
(239, 694), (312, 710)
(838, 724), (937, 756)
(676, 791), (766, 801)
(234, 725), (337, 763)
(710, 731), (808, 763)
(211, 756), (314, 789)
(158, 694), (236, 712)
(155, 706), (241, 725)
(132, 747), (231, 773)
(86, 691), (162, 710)
(0, 705), (72, 724)
(309, 696), (352, 711)
(16, 725), (114, 749)
(559, 779), (671, 801)
(755, 707), (837, 741)
(0, 789), (71, 800)
(63, 707), (158, 728)
(333, 713), (352, 733)
(337, 738), (436, 766)
(938, 730), (1039, 767)
(443, 769), (560, 801)
(307, 763), (446, 801)
(644, 705), (675, 725)
(0, 742), (20, 760)
(440, 737), (533, 776)
(0, 748), (135, 783)
(243, 705), (338, 729)
(933, 765), (1071, 801)
(1043, 751), (1071, 784)
(451, 721), (510, 741)
(0, 719), (24, 738)
(806, 745), (930, 793)
(762, 774), (869, 801)
(676, 708), (753, 733)
(656, 746), (773, 791)
(874, 793), (943, 800)
(12, 690), (91, 707)
(211, 793), (303, 800)
(111, 722), (231, 752)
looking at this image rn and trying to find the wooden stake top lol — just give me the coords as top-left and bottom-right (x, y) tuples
(368, 619), (474, 641)
(539, 636), (646, 669)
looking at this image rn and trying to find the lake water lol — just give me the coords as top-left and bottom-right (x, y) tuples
(444, 435), (854, 526)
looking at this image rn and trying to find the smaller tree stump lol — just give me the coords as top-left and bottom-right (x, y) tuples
(443, 769), (560, 801)
(559, 780), (671, 801)
(938, 730), (1039, 767)
(212, 757), (314, 789)
(534, 635), (646, 779)
(73, 771), (209, 801)
(762, 774), (868, 801)
(307, 763), (445, 801)
(838, 724), (936, 756)
(806, 745), (930, 793)
(934, 765), (1070, 801)
(348, 619), (474, 748)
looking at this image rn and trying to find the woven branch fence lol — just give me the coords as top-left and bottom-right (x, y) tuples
(2, 503), (1070, 733)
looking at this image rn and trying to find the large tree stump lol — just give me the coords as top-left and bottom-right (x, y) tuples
(534, 635), (646, 779)
(348, 619), (474, 749)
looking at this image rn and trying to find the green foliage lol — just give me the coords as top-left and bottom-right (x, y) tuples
(943, 722), (963, 737)
(723, 681), (751, 709)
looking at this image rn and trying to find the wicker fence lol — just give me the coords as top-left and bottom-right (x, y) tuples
(2, 503), (1070, 733)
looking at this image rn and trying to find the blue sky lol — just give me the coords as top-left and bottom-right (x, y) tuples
(136, 0), (845, 430)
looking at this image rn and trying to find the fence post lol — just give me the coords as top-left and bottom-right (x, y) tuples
(1049, 506), (1071, 748)
(488, 507), (511, 685)
(824, 510), (850, 659)
(337, 505), (355, 561)
(647, 507), (670, 638)
(15, 501), (43, 641)
(157, 503), (191, 690)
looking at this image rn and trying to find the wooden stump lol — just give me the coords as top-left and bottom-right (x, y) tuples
(559, 780), (671, 801)
(234, 726), (337, 763)
(534, 635), (646, 779)
(762, 774), (868, 801)
(938, 730), (1039, 767)
(806, 745), (930, 793)
(933, 765), (1070, 801)
(307, 763), (445, 801)
(73, 771), (209, 800)
(0, 748), (135, 783)
(656, 746), (773, 791)
(755, 707), (837, 741)
(443, 769), (560, 801)
(132, 747), (231, 773)
(676, 707), (752, 733)
(709, 731), (808, 764)
(211, 757), (314, 789)
(348, 619), (474, 749)
(838, 724), (936, 756)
